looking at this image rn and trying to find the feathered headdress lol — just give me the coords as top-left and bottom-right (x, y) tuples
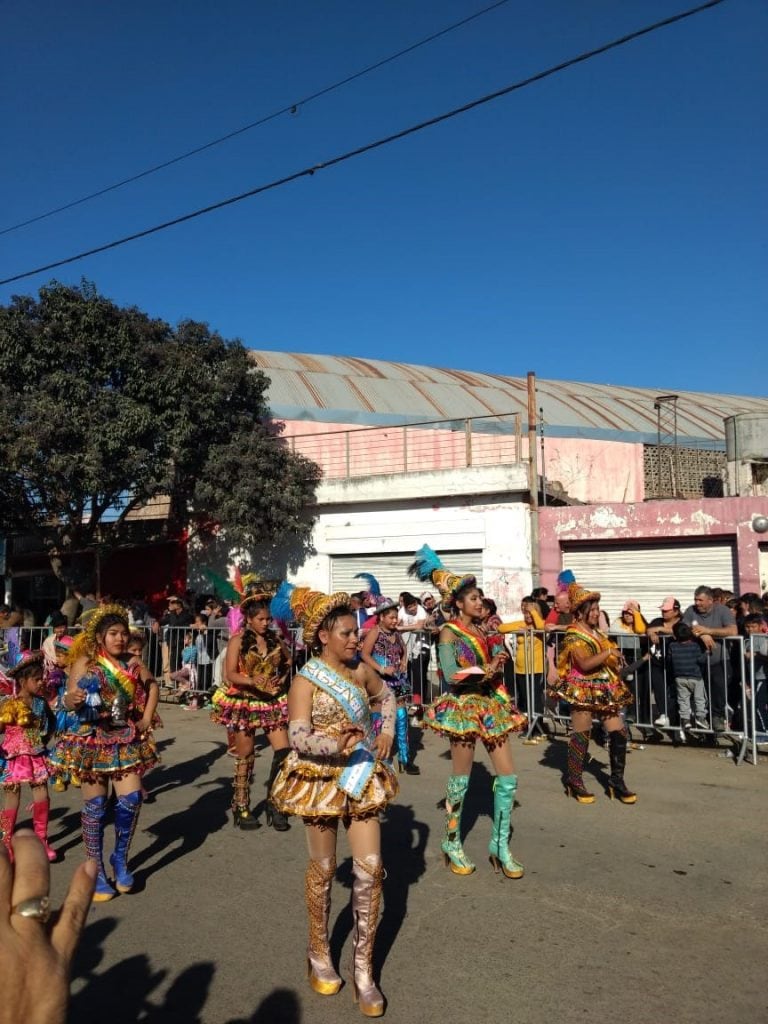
(353, 573), (382, 598)
(556, 569), (575, 593)
(276, 585), (351, 647)
(408, 544), (477, 604)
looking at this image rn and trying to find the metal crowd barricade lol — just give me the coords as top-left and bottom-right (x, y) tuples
(499, 626), (763, 767)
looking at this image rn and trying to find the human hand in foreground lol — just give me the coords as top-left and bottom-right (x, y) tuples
(337, 726), (365, 752)
(372, 732), (393, 761)
(0, 830), (96, 1024)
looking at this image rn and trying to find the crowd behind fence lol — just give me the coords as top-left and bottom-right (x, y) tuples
(1, 623), (764, 766)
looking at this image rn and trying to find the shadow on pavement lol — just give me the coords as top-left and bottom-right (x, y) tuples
(227, 987), (301, 1023)
(71, 916), (300, 1024)
(128, 779), (230, 883)
(146, 739), (228, 800)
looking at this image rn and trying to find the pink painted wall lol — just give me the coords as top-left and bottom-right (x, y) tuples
(540, 438), (644, 503)
(281, 418), (642, 500)
(539, 498), (766, 594)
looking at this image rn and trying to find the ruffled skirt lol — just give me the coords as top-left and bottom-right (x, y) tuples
(424, 686), (527, 741)
(49, 723), (158, 783)
(0, 754), (50, 788)
(210, 687), (288, 733)
(271, 750), (398, 821)
(550, 672), (633, 713)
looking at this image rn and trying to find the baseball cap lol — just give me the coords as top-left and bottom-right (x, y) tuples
(659, 596), (678, 611)
(622, 600), (640, 612)
(420, 591), (434, 603)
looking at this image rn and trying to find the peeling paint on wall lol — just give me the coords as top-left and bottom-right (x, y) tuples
(590, 507), (627, 529)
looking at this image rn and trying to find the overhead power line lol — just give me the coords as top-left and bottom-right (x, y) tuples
(0, 0), (513, 237)
(0, 0), (728, 288)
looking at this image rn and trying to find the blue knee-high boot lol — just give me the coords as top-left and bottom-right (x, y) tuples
(395, 706), (420, 775)
(110, 790), (142, 893)
(82, 796), (115, 902)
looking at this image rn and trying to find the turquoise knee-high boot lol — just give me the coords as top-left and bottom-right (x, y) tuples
(488, 775), (524, 879)
(441, 774), (474, 875)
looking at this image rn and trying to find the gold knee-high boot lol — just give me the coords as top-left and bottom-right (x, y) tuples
(306, 857), (342, 996)
(351, 855), (385, 1017)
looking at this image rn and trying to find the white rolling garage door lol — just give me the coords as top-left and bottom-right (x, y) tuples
(331, 551), (484, 601)
(561, 540), (737, 625)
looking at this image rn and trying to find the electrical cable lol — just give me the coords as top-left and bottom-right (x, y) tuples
(0, 0), (728, 287)
(0, 0), (513, 237)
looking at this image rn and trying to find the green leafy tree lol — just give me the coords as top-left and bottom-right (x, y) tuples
(0, 280), (320, 581)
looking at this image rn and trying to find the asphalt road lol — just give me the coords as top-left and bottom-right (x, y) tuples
(40, 705), (766, 1024)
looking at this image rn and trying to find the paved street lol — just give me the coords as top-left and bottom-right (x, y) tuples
(43, 705), (766, 1024)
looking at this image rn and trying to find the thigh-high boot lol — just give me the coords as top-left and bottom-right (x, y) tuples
(110, 790), (142, 891)
(82, 796), (115, 901)
(395, 705), (419, 775)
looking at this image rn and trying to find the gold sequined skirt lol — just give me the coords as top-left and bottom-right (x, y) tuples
(271, 750), (398, 821)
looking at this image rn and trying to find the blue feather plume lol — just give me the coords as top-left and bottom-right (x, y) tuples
(557, 570), (575, 586)
(270, 581), (295, 625)
(354, 572), (381, 597)
(408, 544), (445, 583)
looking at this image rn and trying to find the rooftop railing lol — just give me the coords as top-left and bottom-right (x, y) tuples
(286, 413), (522, 481)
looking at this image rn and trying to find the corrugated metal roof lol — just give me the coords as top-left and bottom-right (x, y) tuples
(248, 350), (768, 445)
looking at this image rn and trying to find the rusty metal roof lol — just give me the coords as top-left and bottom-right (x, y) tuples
(248, 350), (767, 445)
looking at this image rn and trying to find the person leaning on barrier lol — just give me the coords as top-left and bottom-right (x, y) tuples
(645, 597), (683, 728)
(681, 587), (737, 733)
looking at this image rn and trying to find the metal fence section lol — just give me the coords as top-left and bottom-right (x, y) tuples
(2, 623), (765, 767)
(499, 628), (764, 766)
(286, 412), (522, 481)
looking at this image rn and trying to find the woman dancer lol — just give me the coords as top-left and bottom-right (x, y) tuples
(211, 592), (291, 830)
(0, 652), (56, 861)
(270, 584), (397, 1018)
(550, 582), (635, 804)
(409, 545), (526, 879)
(49, 606), (158, 901)
(360, 596), (419, 775)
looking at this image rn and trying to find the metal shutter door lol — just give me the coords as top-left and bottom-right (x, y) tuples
(561, 541), (737, 625)
(331, 551), (484, 600)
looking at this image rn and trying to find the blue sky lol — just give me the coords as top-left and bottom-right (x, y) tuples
(2, 0), (765, 395)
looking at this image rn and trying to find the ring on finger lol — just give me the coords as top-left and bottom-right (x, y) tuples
(11, 896), (51, 924)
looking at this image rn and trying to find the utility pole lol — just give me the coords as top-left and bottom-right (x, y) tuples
(527, 371), (540, 587)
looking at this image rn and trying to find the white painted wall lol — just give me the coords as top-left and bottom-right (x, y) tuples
(287, 499), (532, 618)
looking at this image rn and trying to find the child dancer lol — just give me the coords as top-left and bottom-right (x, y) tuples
(0, 651), (57, 861)
(47, 635), (80, 792)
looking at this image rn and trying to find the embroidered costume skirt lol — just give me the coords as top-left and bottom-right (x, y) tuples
(0, 753), (50, 788)
(550, 672), (633, 714)
(424, 686), (527, 742)
(384, 675), (412, 702)
(210, 687), (288, 733)
(270, 750), (398, 821)
(49, 721), (158, 783)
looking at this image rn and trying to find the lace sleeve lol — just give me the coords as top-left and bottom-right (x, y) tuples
(288, 718), (339, 756)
